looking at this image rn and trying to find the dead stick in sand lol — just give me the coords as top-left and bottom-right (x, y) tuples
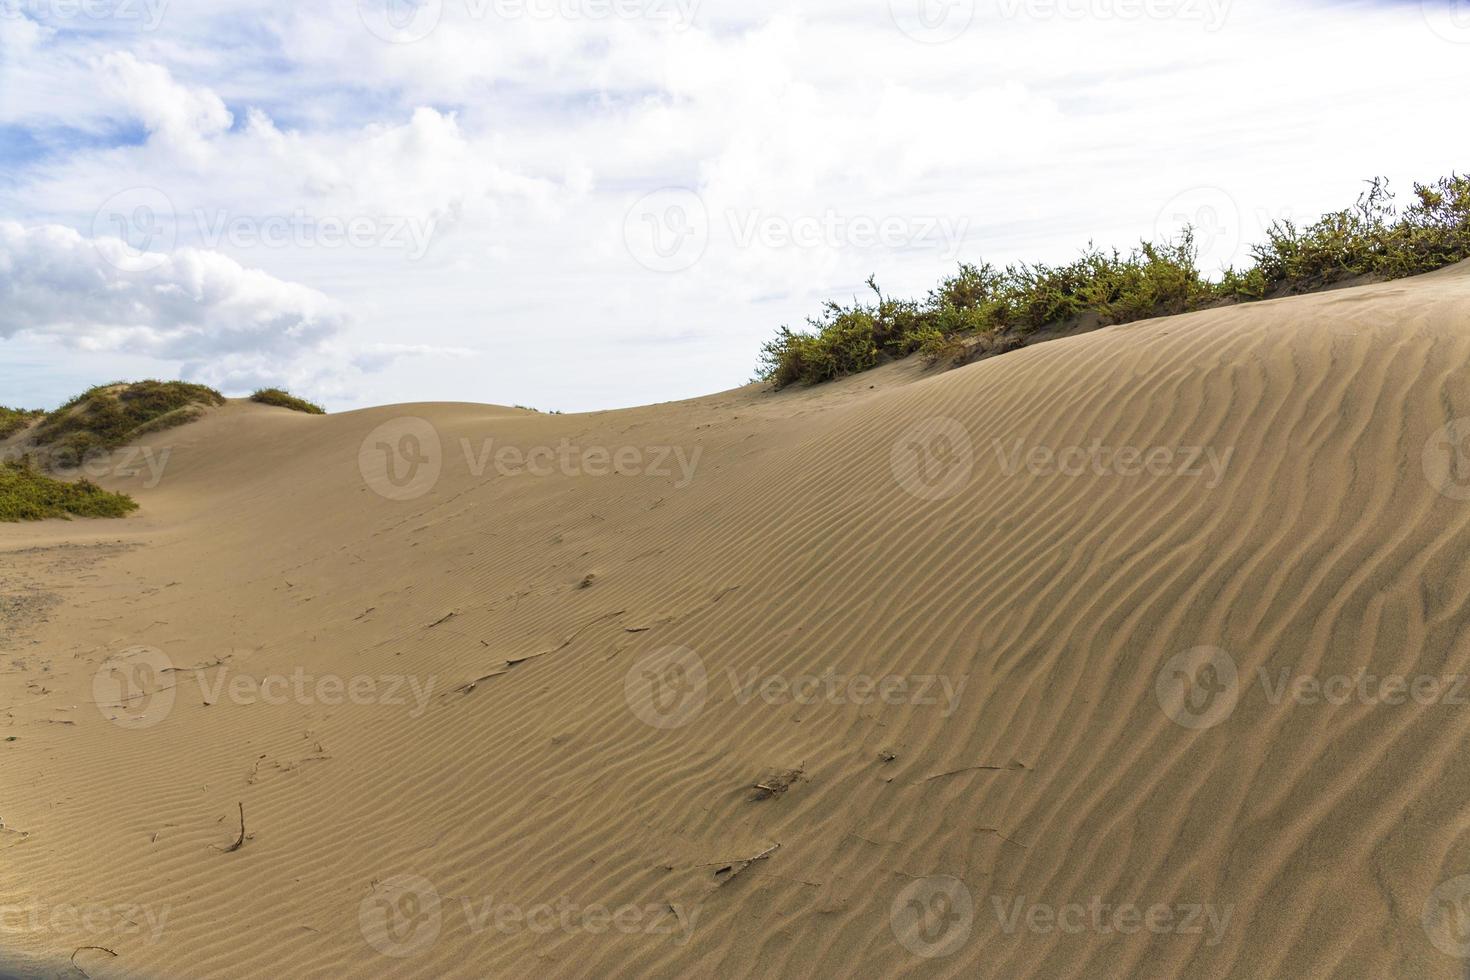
(922, 762), (1029, 782)
(70, 946), (117, 978)
(712, 842), (781, 885)
(214, 802), (246, 853)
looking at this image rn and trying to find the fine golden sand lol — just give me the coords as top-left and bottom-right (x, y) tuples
(4, 262), (1470, 978)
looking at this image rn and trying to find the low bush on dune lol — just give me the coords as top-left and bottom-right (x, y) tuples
(0, 407), (44, 441)
(759, 171), (1470, 388)
(0, 458), (138, 522)
(250, 388), (326, 415)
(30, 381), (225, 468)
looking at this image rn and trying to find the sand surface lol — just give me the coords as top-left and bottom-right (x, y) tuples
(4, 263), (1470, 978)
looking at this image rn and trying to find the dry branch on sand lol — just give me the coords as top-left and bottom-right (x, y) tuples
(710, 842), (781, 886)
(214, 802), (247, 853)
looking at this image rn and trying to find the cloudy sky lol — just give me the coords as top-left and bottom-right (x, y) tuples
(1, 0), (1467, 412)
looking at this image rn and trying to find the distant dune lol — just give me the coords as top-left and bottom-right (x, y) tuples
(4, 261), (1470, 978)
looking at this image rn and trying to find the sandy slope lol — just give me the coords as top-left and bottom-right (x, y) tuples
(4, 263), (1470, 979)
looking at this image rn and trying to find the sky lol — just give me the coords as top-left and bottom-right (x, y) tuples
(1, 0), (1468, 413)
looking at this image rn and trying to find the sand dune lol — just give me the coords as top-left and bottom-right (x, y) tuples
(5, 262), (1470, 978)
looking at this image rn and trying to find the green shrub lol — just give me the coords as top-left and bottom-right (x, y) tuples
(250, 388), (326, 415)
(31, 381), (224, 467)
(759, 170), (1470, 389)
(0, 459), (139, 521)
(0, 407), (43, 441)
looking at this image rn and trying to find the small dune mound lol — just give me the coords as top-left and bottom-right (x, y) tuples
(249, 388), (326, 415)
(0, 406), (44, 441)
(27, 380), (224, 468)
(0, 458), (138, 521)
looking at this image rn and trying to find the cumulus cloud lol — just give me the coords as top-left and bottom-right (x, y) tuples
(0, 222), (347, 359)
(97, 52), (234, 163)
(2, 1), (1469, 411)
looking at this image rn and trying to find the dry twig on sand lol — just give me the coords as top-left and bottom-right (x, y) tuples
(214, 802), (247, 853)
(711, 842), (780, 885)
(70, 946), (117, 978)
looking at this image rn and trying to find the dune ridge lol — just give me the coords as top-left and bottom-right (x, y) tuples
(3, 263), (1470, 978)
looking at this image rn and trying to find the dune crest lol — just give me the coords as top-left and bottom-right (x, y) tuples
(4, 263), (1470, 978)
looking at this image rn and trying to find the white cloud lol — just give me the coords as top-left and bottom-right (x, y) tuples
(97, 52), (233, 163)
(1, 1), (1468, 411)
(0, 221), (345, 359)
